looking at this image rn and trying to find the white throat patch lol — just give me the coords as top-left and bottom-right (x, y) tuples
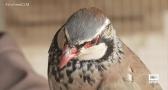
(77, 43), (107, 61)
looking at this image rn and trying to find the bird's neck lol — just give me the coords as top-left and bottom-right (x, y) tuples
(53, 35), (123, 85)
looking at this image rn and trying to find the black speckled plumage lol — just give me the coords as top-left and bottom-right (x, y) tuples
(48, 27), (123, 89)
(48, 7), (162, 90)
(48, 7), (123, 90)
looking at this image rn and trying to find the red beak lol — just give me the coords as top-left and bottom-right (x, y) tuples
(58, 45), (78, 69)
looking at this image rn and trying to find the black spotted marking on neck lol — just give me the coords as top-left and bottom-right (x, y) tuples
(49, 37), (123, 87)
(68, 77), (74, 83)
(97, 64), (107, 72)
(87, 63), (93, 70)
(63, 83), (68, 90)
(83, 75), (95, 85)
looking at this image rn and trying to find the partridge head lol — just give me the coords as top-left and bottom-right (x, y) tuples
(48, 7), (162, 90)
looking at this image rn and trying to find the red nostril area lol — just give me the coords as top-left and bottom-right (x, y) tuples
(71, 47), (78, 54)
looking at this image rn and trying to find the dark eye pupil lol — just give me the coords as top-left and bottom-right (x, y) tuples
(84, 42), (92, 48)
(91, 39), (95, 44)
(91, 36), (99, 45)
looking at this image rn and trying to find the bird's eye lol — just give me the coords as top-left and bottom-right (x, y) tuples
(83, 36), (100, 48)
(84, 42), (92, 48)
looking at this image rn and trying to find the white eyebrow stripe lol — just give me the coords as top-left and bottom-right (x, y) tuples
(65, 27), (71, 41)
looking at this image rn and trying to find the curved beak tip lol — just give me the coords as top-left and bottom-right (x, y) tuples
(58, 48), (77, 69)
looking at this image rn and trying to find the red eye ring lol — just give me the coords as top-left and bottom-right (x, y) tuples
(84, 42), (92, 48)
(83, 36), (100, 48)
